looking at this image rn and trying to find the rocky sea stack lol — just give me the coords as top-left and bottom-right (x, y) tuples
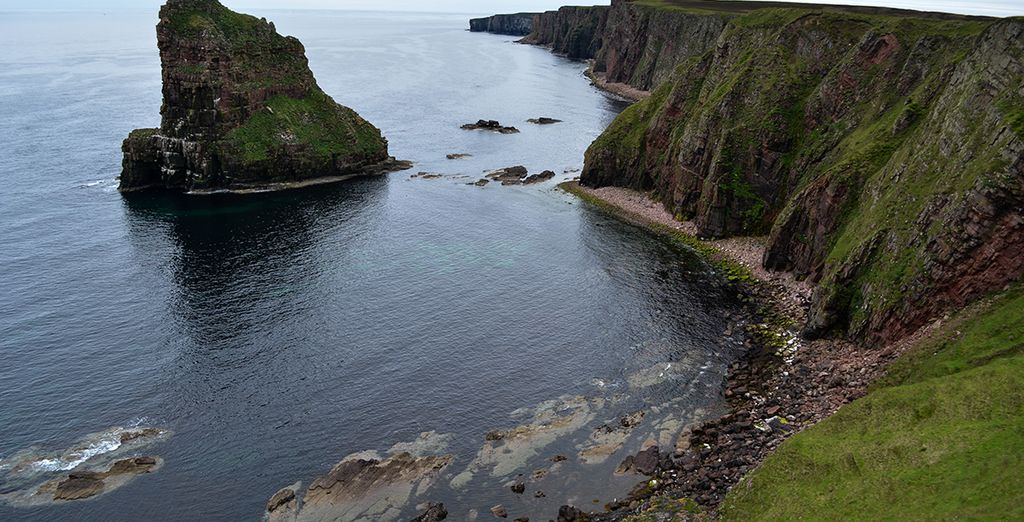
(121, 0), (402, 193)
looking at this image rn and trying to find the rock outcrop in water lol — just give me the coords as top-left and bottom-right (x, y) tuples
(120, 0), (405, 193)
(461, 119), (520, 134)
(0, 425), (170, 508)
(510, 0), (1023, 344)
(469, 13), (536, 36)
(45, 457), (161, 501)
(264, 451), (452, 522)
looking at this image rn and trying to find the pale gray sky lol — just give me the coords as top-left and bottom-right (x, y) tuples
(0, 0), (1020, 17)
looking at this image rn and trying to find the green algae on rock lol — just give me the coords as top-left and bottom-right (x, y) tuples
(120, 0), (404, 193)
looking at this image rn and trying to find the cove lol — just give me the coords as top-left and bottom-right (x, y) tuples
(0, 8), (748, 521)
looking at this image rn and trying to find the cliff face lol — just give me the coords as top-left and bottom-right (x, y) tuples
(469, 13), (536, 36)
(121, 0), (392, 192)
(520, 7), (608, 61)
(520, 1), (728, 90)
(530, 1), (1023, 343)
(593, 3), (728, 91)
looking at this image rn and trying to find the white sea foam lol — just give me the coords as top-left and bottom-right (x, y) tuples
(30, 436), (122, 472)
(80, 178), (117, 189)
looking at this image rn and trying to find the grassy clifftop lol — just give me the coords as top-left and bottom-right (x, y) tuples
(721, 285), (1024, 520)
(224, 91), (388, 166)
(632, 0), (992, 20)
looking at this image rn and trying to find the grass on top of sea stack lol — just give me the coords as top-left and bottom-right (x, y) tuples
(720, 285), (1024, 521)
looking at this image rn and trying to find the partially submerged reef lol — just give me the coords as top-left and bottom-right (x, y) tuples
(0, 425), (170, 508)
(477, 0), (1023, 519)
(120, 0), (407, 193)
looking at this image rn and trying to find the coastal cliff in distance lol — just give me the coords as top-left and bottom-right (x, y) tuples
(517, 0), (1023, 345)
(469, 13), (536, 36)
(121, 0), (402, 193)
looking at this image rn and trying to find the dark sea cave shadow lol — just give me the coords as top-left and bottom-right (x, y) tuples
(119, 176), (390, 351)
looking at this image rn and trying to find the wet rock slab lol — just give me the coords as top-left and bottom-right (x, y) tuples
(265, 447), (453, 522)
(480, 166), (556, 186)
(527, 117), (562, 125)
(40, 456), (162, 503)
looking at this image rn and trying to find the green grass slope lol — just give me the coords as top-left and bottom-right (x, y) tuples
(720, 286), (1024, 520)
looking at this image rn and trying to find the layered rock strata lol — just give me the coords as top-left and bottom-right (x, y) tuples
(121, 0), (401, 193)
(512, 0), (1022, 342)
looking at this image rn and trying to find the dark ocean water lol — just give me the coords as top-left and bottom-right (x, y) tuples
(0, 8), (746, 521)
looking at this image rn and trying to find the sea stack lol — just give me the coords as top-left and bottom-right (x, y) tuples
(121, 0), (402, 193)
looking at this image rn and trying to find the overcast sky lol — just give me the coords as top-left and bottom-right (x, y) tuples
(1, 0), (1020, 17)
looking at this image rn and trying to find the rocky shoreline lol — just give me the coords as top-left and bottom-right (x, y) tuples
(583, 66), (649, 102)
(556, 181), (938, 520)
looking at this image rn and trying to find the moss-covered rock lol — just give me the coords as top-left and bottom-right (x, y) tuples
(120, 0), (395, 192)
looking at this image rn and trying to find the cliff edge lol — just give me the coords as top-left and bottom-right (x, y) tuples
(120, 0), (399, 193)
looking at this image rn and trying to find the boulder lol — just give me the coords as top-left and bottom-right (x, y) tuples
(633, 445), (661, 475)
(411, 502), (448, 521)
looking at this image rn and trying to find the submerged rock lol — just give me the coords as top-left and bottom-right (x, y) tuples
(461, 120), (520, 134)
(490, 504), (509, 518)
(578, 410), (645, 465)
(386, 431), (453, 458)
(121, 0), (404, 193)
(264, 451), (452, 522)
(526, 117), (562, 125)
(446, 153), (472, 160)
(411, 172), (444, 180)
(451, 396), (603, 489)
